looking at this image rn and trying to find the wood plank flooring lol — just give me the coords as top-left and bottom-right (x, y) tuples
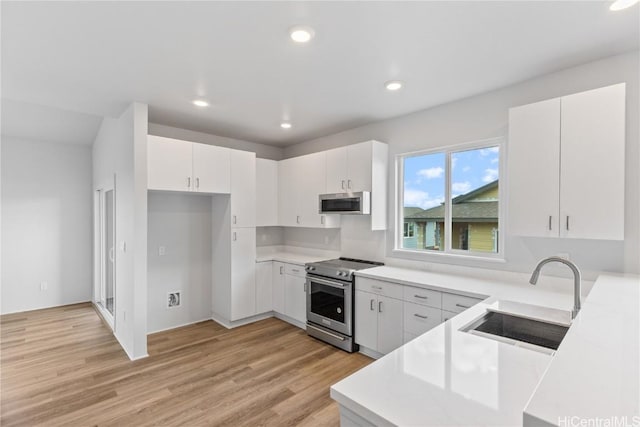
(1, 303), (372, 426)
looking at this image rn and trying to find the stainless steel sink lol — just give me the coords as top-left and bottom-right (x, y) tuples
(463, 311), (569, 352)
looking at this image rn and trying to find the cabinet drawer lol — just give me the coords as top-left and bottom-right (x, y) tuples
(403, 286), (442, 309)
(356, 278), (403, 300)
(284, 263), (306, 278)
(403, 302), (441, 336)
(442, 293), (483, 314)
(441, 310), (457, 323)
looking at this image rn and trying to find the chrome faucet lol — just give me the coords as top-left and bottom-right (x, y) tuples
(529, 256), (582, 319)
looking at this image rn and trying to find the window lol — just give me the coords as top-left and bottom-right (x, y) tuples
(397, 139), (503, 258)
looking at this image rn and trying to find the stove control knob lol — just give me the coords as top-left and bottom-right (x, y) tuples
(336, 271), (342, 276)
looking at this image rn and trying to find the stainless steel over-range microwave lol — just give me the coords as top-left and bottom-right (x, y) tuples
(318, 191), (371, 215)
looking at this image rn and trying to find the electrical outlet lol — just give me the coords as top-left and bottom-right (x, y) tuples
(158, 246), (166, 256)
(168, 291), (181, 308)
(40, 281), (48, 291)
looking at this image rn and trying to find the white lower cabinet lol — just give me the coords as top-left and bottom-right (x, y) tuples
(355, 289), (403, 355)
(271, 261), (306, 327)
(255, 261), (273, 314)
(272, 262), (285, 314)
(284, 274), (307, 324)
(355, 278), (486, 355)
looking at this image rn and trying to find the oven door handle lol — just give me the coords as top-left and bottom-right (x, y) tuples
(306, 324), (346, 341)
(306, 276), (347, 289)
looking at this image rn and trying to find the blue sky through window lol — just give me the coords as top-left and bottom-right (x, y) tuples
(403, 146), (499, 209)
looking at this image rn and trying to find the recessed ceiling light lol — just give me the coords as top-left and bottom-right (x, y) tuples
(192, 99), (209, 107)
(280, 122), (292, 129)
(610, 0), (638, 10)
(385, 80), (404, 91)
(289, 26), (315, 43)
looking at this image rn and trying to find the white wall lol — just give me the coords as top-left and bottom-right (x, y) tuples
(149, 123), (284, 161)
(92, 102), (148, 360)
(147, 193), (212, 333)
(1, 137), (92, 314)
(284, 51), (640, 277)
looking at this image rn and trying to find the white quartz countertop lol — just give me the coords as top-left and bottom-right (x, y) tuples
(332, 268), (639, 426)
(355, 266), (587, 312)
(255, 246), (337, 266)
(524, 274), (640, 426)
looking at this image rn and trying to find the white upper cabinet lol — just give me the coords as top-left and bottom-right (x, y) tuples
(147, 135), (193, 192)
(277, 153), (340, 228)
(192, 143), (230, 194)
(256, 159), (278, 227)
(508, 83), (625, 240)
(559, 84), (625, 240)
(230, 150), (256, 228)
(147, 135), (231, 194)
(508, 98), (561, 237)
(325, 141), (374, 193)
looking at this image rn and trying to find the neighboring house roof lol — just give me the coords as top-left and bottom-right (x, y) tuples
(405, 201), (498, 222)
(404, 180), (498, 222)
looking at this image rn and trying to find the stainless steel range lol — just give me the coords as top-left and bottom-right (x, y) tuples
(304, 258), (383, 352)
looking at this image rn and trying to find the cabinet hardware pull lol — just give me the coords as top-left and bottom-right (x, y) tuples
(414, 294), (428, 299)
(370, 299), (375, 311)
(304, 282), (307, 292)
(280, 266), (284, 274)
(233, 215), (237, 225)
(291, 269), (299, 273)
(414, 314), (428, 319)
(233, 232), (237, 241)
(187, 177), (191, 188)
(566, 216), (570, 231)
(548, 215), (552, 231)
(378, 301), (383, 313)
(196, 177), (200, 189)
(341, 180), (345, 190)
(371, 285), (382, 290)
(320, 216), (325, 225)
(348, 179), (352, 189)
(296, 215), (300, 224)
(455, 303), (470, 309)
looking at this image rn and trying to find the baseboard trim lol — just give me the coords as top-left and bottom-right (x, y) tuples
(273, 312), (306, 330)
(358, 346), (383, 360)
(211, 311), (275, 329)
(147, 317), (213, 335)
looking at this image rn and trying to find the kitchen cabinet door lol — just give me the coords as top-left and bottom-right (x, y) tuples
(192, 143), (230, 194)
(296, 152), (326, 227)
(230, 228), (256, 321)
(346, 142), (372, 193)
(230, 150), (256, 228)
(272, 262), (285, 314)
(508, 98), (561, 237)
(256, 159), (278, 226)
(377, 295), (403, 355)
(278, 158), (297, 227)
(560, 83), (625, 240)
(354, 290), (377, 351)
(284, 273), (307, 324)
(147, 135), (193, 192)
(325, 146), (348, 193)
(255, 261), (273, 314)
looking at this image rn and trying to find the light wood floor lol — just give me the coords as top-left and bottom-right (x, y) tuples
(1, 303), (372, 426)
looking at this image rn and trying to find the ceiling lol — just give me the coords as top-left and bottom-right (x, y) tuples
(1, 1), (638, 147)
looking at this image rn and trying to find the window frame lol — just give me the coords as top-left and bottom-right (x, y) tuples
(394, 137), (506, 262)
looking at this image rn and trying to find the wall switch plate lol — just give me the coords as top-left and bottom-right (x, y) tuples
(158, 246), (166, 256)
(40, 282), (48, 291)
